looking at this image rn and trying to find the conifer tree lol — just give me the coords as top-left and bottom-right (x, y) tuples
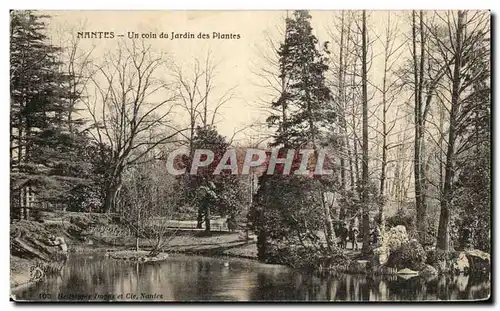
(255, 11), (339, 261)
(10, 11), (90, 219)
(268, 10), (333, 149)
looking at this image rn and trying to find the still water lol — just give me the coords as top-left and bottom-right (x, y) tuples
(14, 254), (490, 302)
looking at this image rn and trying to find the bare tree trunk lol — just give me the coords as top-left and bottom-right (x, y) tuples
(104, 182), (121, 213)
(136, 208), (140, 252)
(361, 10), (370, 254)
(437, 11), (464, 251)
(205, 202), (211, 232)
(378, 11), (400, 232)
(412, 10), (428, 242)
(379, 18), (388, 227)
(379, 108), (387, 230)
(439, 101), (445, 202)
(351, 70), (361, 188)
(196, 208), (204, 229)
(320, 191), (337, 252)
(338, 11), (347, 193)
(417, 10), (428, 242)
(23, 126), (31, 220)
(17, 126), (24, 221)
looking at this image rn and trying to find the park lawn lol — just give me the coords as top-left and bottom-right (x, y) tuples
(99, 230), (258, 259)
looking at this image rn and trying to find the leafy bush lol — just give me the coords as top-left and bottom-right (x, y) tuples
(11, 220), (49, 238)
(421, 217), (438, 247)
(425, 249), (448, 267)
(265, 242), (350, 271)
(425, 249), (460, 272)
(265, 244), (316, 268)
(387, 240), (427, 270)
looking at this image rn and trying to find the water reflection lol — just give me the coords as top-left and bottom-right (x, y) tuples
(14, 254), (490, 301)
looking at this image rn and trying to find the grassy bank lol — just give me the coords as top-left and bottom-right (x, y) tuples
(96, 231), (258, 259)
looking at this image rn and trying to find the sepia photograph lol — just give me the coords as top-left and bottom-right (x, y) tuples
(9, 9), (491, 302)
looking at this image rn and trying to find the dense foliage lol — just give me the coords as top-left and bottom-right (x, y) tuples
(185, 126), (245, 231)
(10, 11), (93, 218)
(387, 240), (427, 270)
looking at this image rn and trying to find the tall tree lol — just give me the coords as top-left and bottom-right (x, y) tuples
(411, 10), (428, 243)
(327, 11), (358, 220)
(427, 10), (490, 250)
(84, 40), (183, 213)
(254, 10), (339, 259)
(269, 10), (333, 148)
(174, 51), (237, 156)
(279, 10), (336, 250)
(376, 12), (405, 234)
(360, 10), (371, 254)
(409, 10), (449, 243)
(10, 11), (89, 219)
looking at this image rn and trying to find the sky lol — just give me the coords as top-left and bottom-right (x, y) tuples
(42, 10), (414, 144)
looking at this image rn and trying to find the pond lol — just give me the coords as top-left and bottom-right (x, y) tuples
(13, 254), (490, 302)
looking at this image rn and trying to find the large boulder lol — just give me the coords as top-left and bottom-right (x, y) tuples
(465, 249), (490, 273)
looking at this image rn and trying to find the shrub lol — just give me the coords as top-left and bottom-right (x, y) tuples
(387, 240), (427, 270)
(425, 249), (448, 267)
(265, 242), (350, 271)
(265, 244), (318, 268)
(425, 249), (460, 272)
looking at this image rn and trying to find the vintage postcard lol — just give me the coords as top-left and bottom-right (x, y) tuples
(9, 10), (491, 302)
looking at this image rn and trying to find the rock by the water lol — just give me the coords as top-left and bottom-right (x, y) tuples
(452, 252), (469, 274)
(465, 249), (490, 273)
(397, 268), (419, 275)
(420, 264), (438, 276)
